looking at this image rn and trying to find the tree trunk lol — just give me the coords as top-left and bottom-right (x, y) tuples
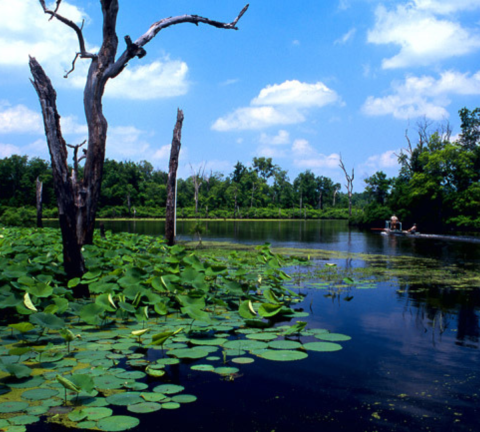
(36, 177), (43, 228)
(165, 109), (184, 246)
(29, 57), (86, 280)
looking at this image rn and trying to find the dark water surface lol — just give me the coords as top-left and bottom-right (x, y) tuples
(40, 220), (480, 431)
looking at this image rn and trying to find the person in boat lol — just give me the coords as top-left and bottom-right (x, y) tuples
(390, 215), (399, 230)
(406, 223), (417, 234)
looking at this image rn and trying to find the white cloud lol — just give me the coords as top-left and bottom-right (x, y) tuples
(0, 103), (42, 134)
(0, 0), (92, 82)
(363, 150), (400, 169)
(212, 106), (304, 131)
(335, 28), (356, 45)
(414, 0), (480, 15)
(362, 70), (480, 120)
(259, 130), (290, 145)
(256, 146), (288, 159)
(105, 60), (189, 100)
(252, 80), (339, 108)
(212, 80), (340, 131)
(291, 138), (340, 169)
(219, 78), (239, 86)
(0, 143), (21, 158)
(152, 144), (171, 160)
(368, 3), (480, 68)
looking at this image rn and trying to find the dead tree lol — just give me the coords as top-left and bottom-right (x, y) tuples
(165, 109), (184, 247)
(339, 157), (354, 218)
(30, 0), (248, 279)
(36, 177), (43, 228)
(190, 163), (205, 215)
(333, 186), (340, 207)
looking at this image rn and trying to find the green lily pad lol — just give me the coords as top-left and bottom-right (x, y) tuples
(268, 340), (303, 350)
(152, 384), (184, 395)
(106, 392), (143, 406)
(245, 333), (277, 341)
(223, 340), (269, 351)
(155, 358), (180, 366)
(97, 415), (140, 431)
(0, 401), (29, 413)
(115, 371), (146, 380)
(69, 410), (88, 422)
(6, 376), (45, 389)
(161, 402), (181, 410)
(140, 392), (166, 402)
(214, 367), (239, 375)
(314, 333), (351, 342)
(171, 394), (197, 403)
(21, 388), (59, 400)
(258, 349), (308, 361)
(127, 402), (162, 413)
(8, 415), (39, 426)
(191, 364), (215, 372)
(168, 348), (209, 359)
(26, 405), (49, 415)
(189, 338), (227, 346)
(231, 357), (255, 364)
(94, 376), (126, 390)
(77, 420), (97, 429)
(84, 407), (113, 421)
(303, 342), (343, 352)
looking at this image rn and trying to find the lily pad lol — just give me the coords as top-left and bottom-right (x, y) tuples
(97, 415), (140, 431)
(231, 357), (255, 364)
(171, 394), (197, 403)
(214, 367), (239, 375)
(314, 333), (351, 342)
(161, 402), (181, 410)
(245, 333), (277, 341)
(115, 371), (146, 380)
(127, 402), (162, 413)
(268, 340), (303, 350)
(258, 349), (308, 361)
(303, 342), (343, 352)
(0, 401), (29, 413)
(140, 392), (166, 402)
(106, 392), (143, 406)
(168, 348), (209, 359)
(21, 388), (59, 401)
(94, 375), (126, 390)
(84, 407), (113, 421)
(152, 384), (184, 395)
(191, 364), (215, 372)
(8, 415), (39, 426)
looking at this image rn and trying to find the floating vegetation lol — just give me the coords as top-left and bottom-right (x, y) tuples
(0, 227), (359, 430)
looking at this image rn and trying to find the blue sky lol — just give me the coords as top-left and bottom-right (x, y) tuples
(0, 0), (479, 190)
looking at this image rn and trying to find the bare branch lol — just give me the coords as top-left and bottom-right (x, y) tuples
(38, 0), (96, 60)
(64, 53), (80, 78)
(106, 4), (249, 79)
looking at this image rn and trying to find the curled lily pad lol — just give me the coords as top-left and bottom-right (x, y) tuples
(153, 384), (184, 395)
(97, 415), (140, 432)
(258, 349), (308, 362)
(303, 342), (343, 352)
(127, 402), (162, 413)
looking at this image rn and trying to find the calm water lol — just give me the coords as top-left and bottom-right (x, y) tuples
(41, 220), (480, 431)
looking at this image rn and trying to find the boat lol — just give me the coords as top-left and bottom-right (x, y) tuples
(377, 221), (420, 237)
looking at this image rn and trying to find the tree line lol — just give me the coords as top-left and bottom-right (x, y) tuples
(0, 155), (355, 221)
(359, 107), (480, 232)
